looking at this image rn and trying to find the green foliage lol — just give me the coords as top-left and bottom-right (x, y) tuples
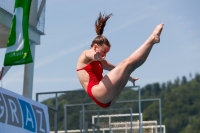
(41, 73), (200, 132)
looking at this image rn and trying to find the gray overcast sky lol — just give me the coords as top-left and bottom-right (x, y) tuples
(0, 0), (200, 100)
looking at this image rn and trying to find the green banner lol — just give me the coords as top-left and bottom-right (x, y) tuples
(4, 0), (33, 66)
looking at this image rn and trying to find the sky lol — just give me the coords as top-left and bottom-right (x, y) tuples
(0, 0), (200, 100)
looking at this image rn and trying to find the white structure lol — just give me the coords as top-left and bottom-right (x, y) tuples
(92, 113), (143, 132)
(110, 121), (158, 133)
(0, 0), (46, 99)
(92, 113), (143, 124)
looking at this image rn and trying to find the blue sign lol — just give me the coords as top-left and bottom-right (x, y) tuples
(0, 87), (49, 133)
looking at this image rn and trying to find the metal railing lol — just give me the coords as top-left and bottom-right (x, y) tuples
(36, 87), (163, 133)
(36, 89), (85, 133)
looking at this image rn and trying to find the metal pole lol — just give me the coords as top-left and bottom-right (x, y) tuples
(80, 111), (83, 133)
(137, 85), (143, 133)
(130, 108), (133, 133)
(92, 126), (95, 133)
(109, 116), (111, 133)
(82, 105), (85, 133)
(125, 123), (127, 133)
(97, 111), (100, 126)
(159, 99), (162, 133)
(54, 111), (56, 133)
(92, 115), (94, 133)
(155, 121), (158, 133)
(64, 106), (67, 133)
(36, 93), (38, 102)
(97, 123), (100, 133)
(54, 93), (58, 133)
(97, 111), (100, 133)
(85, 121), (88, 133)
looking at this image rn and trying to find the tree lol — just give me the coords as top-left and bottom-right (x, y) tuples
(152, 83), (160, 94)
(181, 76), (187, 84)
(166, 81), (172, 92)
(161, 83), (166, 90)
(145, 84), (152, 92)
(189, 72), (192, 80)
(195, 73), (200, 82)
(174, 77), (180, 87)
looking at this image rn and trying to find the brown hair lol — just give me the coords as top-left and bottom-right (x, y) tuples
(91, 12), (113, 48)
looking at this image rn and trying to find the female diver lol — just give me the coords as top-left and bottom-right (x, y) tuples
(76, 13), (164, 108)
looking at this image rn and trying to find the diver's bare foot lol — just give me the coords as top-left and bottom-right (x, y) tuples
(151, 23), (164, 44)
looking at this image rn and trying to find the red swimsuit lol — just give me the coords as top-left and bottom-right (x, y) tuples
(77, 61), (111, 108)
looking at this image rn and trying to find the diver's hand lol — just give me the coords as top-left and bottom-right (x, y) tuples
(94, 50), (105, 61)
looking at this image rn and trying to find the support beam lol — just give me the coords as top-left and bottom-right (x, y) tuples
(29, 0), (38, 27)
(22, 42), (35, 99)
(37, 0), (46, 21)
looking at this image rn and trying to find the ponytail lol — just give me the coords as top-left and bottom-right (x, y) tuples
(95, 12), (113, 35)
(91, 12), (113, 48)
